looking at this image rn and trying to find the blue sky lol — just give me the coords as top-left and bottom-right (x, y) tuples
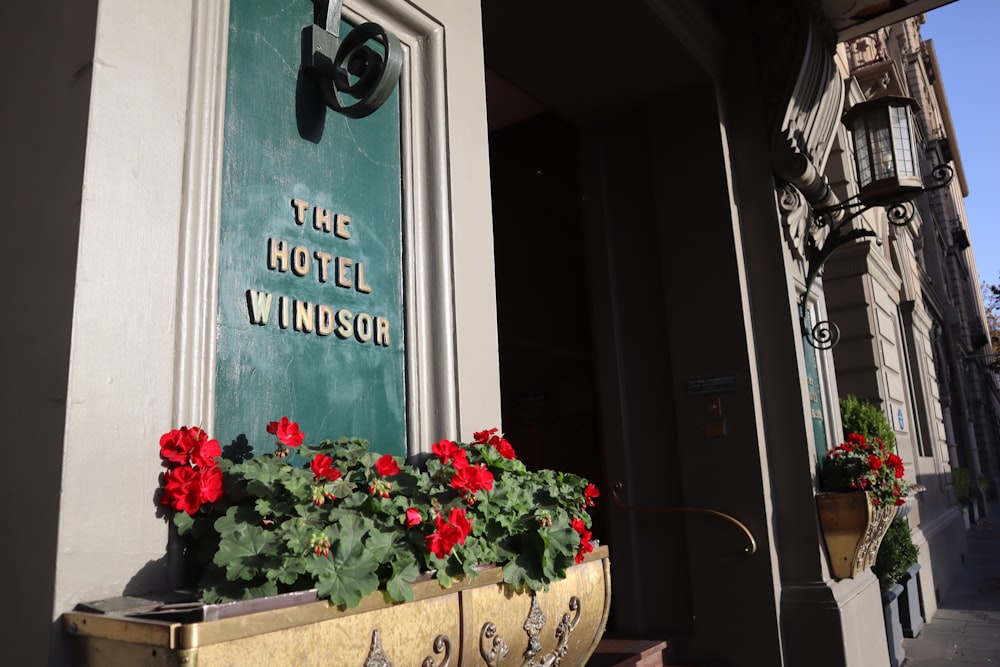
(922, 0), (1000, 289)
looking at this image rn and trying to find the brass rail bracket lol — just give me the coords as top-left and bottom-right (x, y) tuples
(611, 481), (757, 556)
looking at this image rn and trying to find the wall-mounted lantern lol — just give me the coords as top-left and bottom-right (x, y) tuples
(843, 96), (924, 206)
(799, 95), (954, 349)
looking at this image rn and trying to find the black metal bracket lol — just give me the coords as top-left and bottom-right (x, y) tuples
(963, 352), (1000, 374)
(303, 0), (403, 119)
(799, 163), (954, 350)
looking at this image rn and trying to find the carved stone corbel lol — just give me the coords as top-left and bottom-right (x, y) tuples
(753, 0), (846, 212)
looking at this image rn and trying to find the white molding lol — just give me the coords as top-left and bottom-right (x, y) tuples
(174, 0), (230, 430)
(347, 0), (459, 452)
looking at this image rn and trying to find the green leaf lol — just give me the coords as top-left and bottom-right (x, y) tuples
(213, 505), (261, 537)
(434, 567), (454, 589)
(502, 531), (546, 591)
(278, 519), (315, 554)
(307, 553), (380, 608)
(236, 458), (288, 488)
(214, 524), (275, 581)
(365, 530), (398, 564)
(304, 515), (379, 607)
(280, 472), (313, 501)
(172, 510), (195, 535)
(385, 575), (414, 603)
(266, 555), (308, 586)
(385, 554), (419, 603)
(329, 477), (357, 499)
(254, 498), (278, 517)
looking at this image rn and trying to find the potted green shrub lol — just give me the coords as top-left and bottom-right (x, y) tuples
(872, 519), (920, 667)
(953, 467), (974, 526)
(840, 395), (897, 452)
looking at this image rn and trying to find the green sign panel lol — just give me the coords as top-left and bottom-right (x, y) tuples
(802, 310), (828, 459)
(215, 0), (405, 456)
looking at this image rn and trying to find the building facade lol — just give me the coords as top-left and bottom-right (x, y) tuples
(4, 1), (989, 666)
(824, 15), (1000, 622)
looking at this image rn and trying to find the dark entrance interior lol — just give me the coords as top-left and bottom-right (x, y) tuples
(486, 106), (607, 539)
(481, 0), (714, 639)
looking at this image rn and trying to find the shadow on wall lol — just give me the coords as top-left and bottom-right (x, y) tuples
(2, 1), (101, 666)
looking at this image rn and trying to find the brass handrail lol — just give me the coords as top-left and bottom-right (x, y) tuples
(611, 481), (757, 556)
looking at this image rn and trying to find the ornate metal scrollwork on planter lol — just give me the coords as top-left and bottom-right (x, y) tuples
(363, 629), (395, 667)
(421, 634), (452, 667)
(522, 596), (548, 663)
(550, 597), (582, 666)
(479, 594), (583, 667)
(363, 629), (452, 667)
(480, 621), (510, 667)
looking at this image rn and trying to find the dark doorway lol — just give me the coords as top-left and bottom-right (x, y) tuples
(487, 109), (607, 540)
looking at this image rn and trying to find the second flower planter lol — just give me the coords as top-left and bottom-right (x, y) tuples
(816, 491), (895, 579)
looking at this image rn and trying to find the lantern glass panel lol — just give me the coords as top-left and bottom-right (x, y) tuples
(891, 105), (917, 178)
(853, 121), (872, 186)
(869, 111), (895, 181)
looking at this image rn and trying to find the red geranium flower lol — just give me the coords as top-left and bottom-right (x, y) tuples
(451, 463), (494, 499)
(489, 434), (517, 460)
(425, 527), (453, 559)
(267, 417), (304, 448)
(187, 430), (221, 468)
(472, 428), (498, 444)
(432, 439), (463, 465)
(425, 508), (473, 559)
(199, 465), (224, 504)
(447, 507), (472, 541)
(571, 517), (594, 563)
(867, 455), (883, 470)
(405, 508), (422, 527)
(160, 427), (218, 466)
(161, 465), (222, 515)
(473, 428), (517, 460)
(584, 484), (600, 506)
(575, 532), (594, 564)
(159, 428), (193, 465)
(375, 454), (401, 477)
(846, 433), (866, 447)
(887, 453), (905, 477)
(310, 454), (342, 483)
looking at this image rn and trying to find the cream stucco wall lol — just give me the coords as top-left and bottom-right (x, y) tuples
(13, 0), (500, 663)
(54, 0), (196, 618)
